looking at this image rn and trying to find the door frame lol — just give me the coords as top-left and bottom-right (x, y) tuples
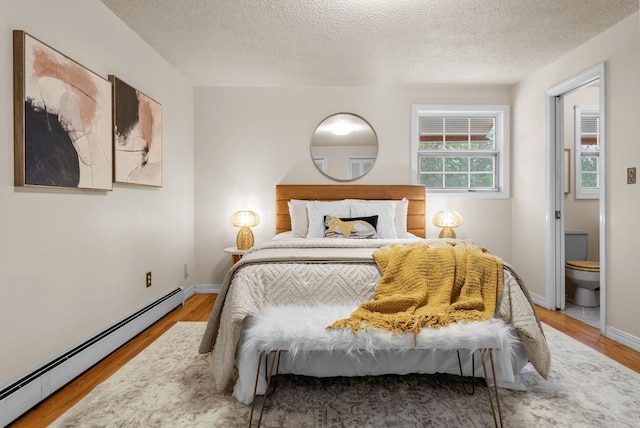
(544, 62), (607, 334)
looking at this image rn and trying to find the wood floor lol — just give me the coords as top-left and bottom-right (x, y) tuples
(536, 305), (640, 373)
(10, 293), (217, 428)
(9, 294), (640, 427)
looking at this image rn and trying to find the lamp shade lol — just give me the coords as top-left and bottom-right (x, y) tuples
(432, 211), (463, 228)
(230, 211), (260, 228)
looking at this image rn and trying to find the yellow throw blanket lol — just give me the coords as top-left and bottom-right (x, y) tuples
(327, 241), (503, 334)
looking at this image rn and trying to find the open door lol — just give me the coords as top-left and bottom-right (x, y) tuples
(545, 63), (607, 335)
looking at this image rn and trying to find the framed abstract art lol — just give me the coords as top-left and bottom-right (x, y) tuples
(109, 76), (162, 187)
(13, 30), (113, 190)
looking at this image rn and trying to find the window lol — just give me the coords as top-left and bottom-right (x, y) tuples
(312, 156), (328, 174)
(411, 105), (509, 198)
(348, 155), (375, 180)
(574, 105), (599, 199)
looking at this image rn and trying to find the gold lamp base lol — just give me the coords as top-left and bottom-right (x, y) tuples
(438, 227), (456, 239)
(236, 226), (254, 250)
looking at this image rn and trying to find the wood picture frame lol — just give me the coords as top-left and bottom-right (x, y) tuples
(109, 76), (163, 187)
(13, 30), (113, 190)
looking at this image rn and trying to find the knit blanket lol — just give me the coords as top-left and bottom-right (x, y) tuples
(328, 241), (503, 334)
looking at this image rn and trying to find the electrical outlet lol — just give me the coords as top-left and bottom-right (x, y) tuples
(146, 271), (152, 287)
(627, 167), (637, 184)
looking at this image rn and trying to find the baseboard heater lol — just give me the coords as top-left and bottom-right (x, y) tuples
(0, 286), (184, 427)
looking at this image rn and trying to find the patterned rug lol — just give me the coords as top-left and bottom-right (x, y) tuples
(49, 321), (640, 427)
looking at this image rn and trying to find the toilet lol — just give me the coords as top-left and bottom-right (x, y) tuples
(565, 230), (600, 307)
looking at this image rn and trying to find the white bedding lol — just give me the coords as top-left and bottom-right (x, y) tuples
(199, 237), (550, 404)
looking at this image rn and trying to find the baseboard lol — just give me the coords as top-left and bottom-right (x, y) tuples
(184, 285), (196, 299)
(606, 325), (640, 353)
(529, 292), (552, 309)
(183, 284), (220, 299)
(0, 286), (184, 427)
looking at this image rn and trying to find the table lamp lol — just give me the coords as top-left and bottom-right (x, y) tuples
(432, 211), (463, 239)
(230, 210), (260, 250)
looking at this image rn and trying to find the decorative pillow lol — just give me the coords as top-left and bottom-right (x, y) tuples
(349, 201), (397, 239)
(306, 200), (351, 238)
(324, 216), (379, 239)
(288, 199), (309, 237)
(347, 198), (409, 238)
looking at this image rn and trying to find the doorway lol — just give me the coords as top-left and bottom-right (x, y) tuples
(545, 63), (607, 335)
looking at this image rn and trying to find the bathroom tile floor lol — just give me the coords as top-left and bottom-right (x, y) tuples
(562, 301), (600, 328)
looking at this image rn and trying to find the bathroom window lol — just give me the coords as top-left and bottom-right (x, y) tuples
(411, 105), (509, 199)
(574, 106), (600, 200)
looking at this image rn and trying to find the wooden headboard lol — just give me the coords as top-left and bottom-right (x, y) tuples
(276, 184), (426, 238)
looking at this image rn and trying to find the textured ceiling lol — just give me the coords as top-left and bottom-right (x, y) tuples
(100, 0), (638, 87)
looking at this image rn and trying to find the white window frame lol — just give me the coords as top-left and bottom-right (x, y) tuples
(348, 155), (375, 180)
(411, 105), (510, 199)
(574, 105), (600, 200)
(312, 155), (328, 174)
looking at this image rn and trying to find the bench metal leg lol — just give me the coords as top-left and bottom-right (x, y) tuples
(249, 350), (281, 428)
(479, 348), (504, 428)
(248, 348), (503, 427)
(456, 350), (477, 395)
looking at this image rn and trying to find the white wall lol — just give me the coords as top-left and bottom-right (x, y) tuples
(0, 0), (195, 386)
(512, 13), (640, 337)
(193, 86), (513, 285)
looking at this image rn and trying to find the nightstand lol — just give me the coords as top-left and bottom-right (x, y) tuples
(224, 247), (249, 265)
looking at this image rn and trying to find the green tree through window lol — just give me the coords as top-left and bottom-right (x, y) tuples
(412, 105), (509, 197)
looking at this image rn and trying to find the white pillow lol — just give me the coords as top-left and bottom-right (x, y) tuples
(306, 201), (351, 238)
(349, 201), (397, 239)
(347, 198), (409, 238)
(288, 199), (309, 237)
(394, 198), (409, 238)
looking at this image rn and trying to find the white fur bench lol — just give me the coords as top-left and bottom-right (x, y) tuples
(244, 305), (508, 428)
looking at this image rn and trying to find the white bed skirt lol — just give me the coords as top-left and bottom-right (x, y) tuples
(233, 305), (529, 404)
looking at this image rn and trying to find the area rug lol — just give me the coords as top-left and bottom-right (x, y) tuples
(49, 321), (640, 427)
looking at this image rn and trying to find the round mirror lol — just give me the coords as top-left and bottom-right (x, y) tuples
(310, 113), (378, 181)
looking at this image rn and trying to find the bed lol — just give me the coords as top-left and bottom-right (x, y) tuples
(199, 184), (550, 405)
